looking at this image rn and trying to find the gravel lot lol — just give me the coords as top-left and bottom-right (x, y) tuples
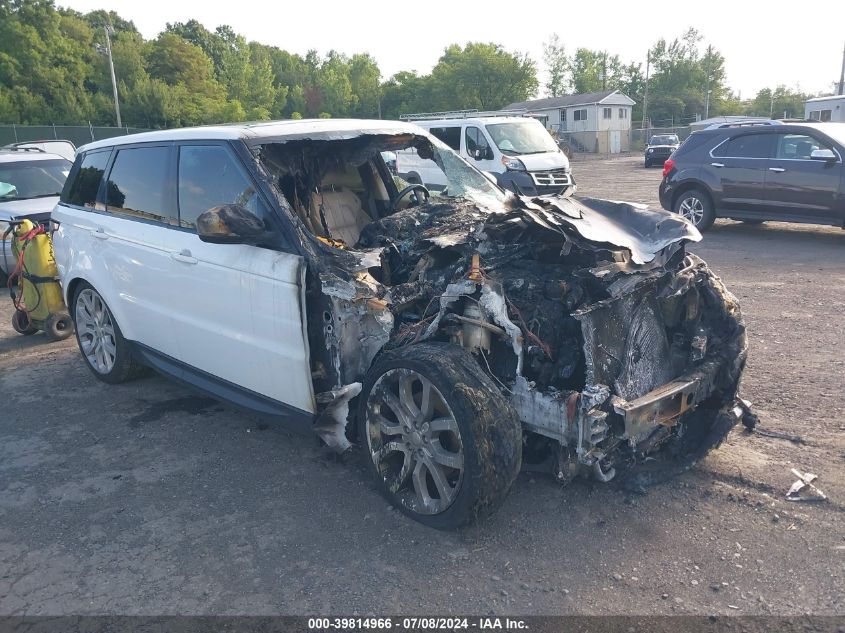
(1, 153), (843, 616)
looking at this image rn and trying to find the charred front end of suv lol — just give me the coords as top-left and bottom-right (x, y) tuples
(252, 129), (751, 524)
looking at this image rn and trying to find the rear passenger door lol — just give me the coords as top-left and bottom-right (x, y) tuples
(708, 132), (773, 213)
(765, 132), (843, 223)
(62, 144), (180, 360)
(163, 142), (314, 415)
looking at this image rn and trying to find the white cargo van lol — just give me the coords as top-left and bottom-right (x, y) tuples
(396, 111), (574, 196)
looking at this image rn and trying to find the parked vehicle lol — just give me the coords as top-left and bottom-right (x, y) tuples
(396, 111), (574, 196)
(2, 140), (76, 161)
(659, 122), (845, 231)
(52, 119), (751, 528)
(644, 134), (680, 168)
(0, 148), (73, 283)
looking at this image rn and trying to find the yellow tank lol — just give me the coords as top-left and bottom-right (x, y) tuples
(10, 218), (74, 340)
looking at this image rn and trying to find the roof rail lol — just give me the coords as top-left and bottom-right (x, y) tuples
(399, 109), (527, 121)
(1, 145), (47, 153)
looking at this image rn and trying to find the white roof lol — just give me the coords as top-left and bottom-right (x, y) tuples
(79, 118), (427, 153)
(805, 94), (845, 103)
(413, 116), (535, 126)
(0, 151), (70, 164)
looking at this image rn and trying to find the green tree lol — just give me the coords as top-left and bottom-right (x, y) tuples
(543, 34), (569, 97)
(746, 86), (808, 118)
(569, 49), (623, 94)
(428, 42), (538, 111)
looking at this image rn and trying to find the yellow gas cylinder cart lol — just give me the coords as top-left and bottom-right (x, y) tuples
(7, 218), (74, 341)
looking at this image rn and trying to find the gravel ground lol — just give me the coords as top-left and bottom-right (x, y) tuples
(0, 153), (843, 616)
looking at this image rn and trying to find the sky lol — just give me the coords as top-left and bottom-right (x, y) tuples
(62, 0), (845, 99)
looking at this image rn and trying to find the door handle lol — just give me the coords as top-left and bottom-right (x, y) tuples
(92, 228), (109, 240)
(768, 167), (786, 173)
(710, 162), (724, 168)
(171, 249), (197, 265)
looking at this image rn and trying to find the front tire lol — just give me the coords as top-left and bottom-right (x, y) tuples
(72, 282), (143, 384)
(674, 188), (715, 231)
(359, 342), (522, 529)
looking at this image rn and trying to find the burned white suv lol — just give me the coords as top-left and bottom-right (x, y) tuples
(52, 120), (752, 529)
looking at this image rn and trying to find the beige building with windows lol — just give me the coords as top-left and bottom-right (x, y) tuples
(804, 95), (845, 123)
(506, 90), (635, 153)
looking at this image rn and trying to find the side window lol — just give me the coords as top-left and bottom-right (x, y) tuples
(574, 109), (587, 122)
(619, 108), (627, 119)
(712, 134), (773, 159)
(603, 107), (612, 119)
(464, 126), (491, 158)
(177, 145), (264, 229)
(63, 150), (110, 208)
(106, 146), (173, 223)
(775, 134), (825, 160)
(429, 127), (461, 151)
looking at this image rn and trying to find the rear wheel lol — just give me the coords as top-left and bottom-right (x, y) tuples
(72, 282), (143, 383)
(359, 342), (522, 529)
(674, 188), (715, 231)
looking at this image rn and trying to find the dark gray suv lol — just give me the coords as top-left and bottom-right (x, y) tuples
(659, 122), (845, 231)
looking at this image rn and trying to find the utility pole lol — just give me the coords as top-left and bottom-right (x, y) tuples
(602, 51), (608, 91)
(704, 44), (712, 120)
(96, 24), (122, 127)
(770, 90), (774, 118)
(641, 50), (650, 135)
(839, 41), (845, 95)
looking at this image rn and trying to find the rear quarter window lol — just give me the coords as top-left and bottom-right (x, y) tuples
(672, 133), (712, 158)
(62, 150), (111, 208)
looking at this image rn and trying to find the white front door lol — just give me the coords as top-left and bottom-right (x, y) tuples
(610, 130), (622, 154)
(163, 143), (314, 413)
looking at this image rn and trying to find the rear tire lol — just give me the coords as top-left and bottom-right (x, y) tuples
(72, 281), (144, 384)
(674, 188), (715, 231)
(359, 342), (522, 529)
(11, 309), (37, 335)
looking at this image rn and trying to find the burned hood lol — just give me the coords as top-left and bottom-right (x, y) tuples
(520, 196), (701, 265)
(357, 193), (700, 268)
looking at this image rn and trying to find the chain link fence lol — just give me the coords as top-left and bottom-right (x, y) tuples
(0, 124), (149, 148)
(549, 127), (633, 156)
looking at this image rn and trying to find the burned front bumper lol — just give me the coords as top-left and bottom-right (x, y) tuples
(510, 253), (749, 479)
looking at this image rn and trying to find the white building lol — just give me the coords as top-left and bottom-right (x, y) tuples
(804, 95), (845, 122)
(505, 90), (635, 153)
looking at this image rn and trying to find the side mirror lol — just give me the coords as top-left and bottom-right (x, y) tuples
(810, 148), (837, 162)
(196, 204), (269, 244)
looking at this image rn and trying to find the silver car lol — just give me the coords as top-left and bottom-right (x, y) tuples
(0, 149), (73, 281)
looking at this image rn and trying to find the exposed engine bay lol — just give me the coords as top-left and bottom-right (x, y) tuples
(249, 129), (752, 484)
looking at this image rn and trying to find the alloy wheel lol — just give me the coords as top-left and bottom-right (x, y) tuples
(75, 288), (117, 374)
(365, 368), (464, 515)
(678, 195), (705, 225)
